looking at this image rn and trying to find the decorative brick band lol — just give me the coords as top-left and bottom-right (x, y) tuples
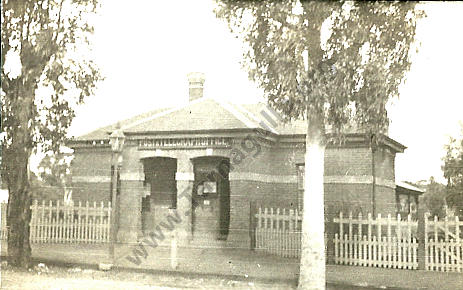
(324, 175), (395, 189)
(72, 173), (395, 189)
(73, 171), (145, 182)
(376, 177), (396, 189)
(175, 172), (194, 181)
(72, 176), (111, 183)
(120, 172), (144, 181)
(228, 173), (395, 188)
(229, 172), (298, 183)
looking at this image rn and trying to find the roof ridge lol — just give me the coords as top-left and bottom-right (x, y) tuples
(121, 97), (208, 131)
(232, 102), (279, 134)
(213, 99), (261, 130)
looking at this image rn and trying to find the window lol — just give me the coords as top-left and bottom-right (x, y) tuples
(203, 181), (217, 193)
(397, 194), (409, 214)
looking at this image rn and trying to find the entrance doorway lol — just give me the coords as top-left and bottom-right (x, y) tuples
(192, 156), (230, 241)
(141, 157), (177, 234)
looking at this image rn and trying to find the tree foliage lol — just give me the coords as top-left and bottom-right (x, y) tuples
(442, 125), (463, 217)
(215, 1), (422, 136)
(215, 1), (423, 288)
(38, 152), (72, 188)
(422, 177), (447, 218)
(1, 0), (102, 267)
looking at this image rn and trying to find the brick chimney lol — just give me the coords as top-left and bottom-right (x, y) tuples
(187, 72), (205, 102)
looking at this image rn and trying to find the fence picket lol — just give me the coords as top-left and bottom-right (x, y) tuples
(407, 215), (412, 269)
(362, 235), (367, 266)
(64, 203), (69, 242)
(340, 212), (344, 264)
(456, 216), (461, 273)
(0, 199), (111, 244)
(444, 216), (449, 272)
(52, 215), (57, 243)
(387, 214), (391, 268)
(331, 212), (439, 271)
(348, 212), (353, 265)
(392, 236), (397, 269)
(85, 201), (89, 243)
(4, 201), (463, 273)
(30, 200), (37, 243)
(254, 206), (302, 258)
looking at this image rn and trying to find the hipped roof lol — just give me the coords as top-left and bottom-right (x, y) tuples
(75, 97), (305, 141)
(73, 97), (405, 153)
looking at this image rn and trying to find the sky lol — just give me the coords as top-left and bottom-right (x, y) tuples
(68, 0), (463, 184)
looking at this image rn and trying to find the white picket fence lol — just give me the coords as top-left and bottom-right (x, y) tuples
(425, 214), (463, 272)
(255, 207), (302, 258)
(333, 212), (419, 270)
(0, 200), (111, 243)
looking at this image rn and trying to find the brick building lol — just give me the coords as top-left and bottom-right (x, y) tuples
(69, 72), (408, 247)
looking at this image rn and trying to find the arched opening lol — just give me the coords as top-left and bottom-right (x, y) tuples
(192, 156), (230, 241)
(140, 157), (177, 234)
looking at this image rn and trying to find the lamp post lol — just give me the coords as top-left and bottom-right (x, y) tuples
(109, 125), (125, 266)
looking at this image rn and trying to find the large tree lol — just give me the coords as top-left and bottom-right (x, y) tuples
(442, 125), (463, 217)
(1, 0), (101, 267)
(215, 1), (422, 289)
(422, 177), (447, 218)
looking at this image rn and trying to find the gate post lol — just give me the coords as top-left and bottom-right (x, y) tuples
(326, 217), (335, 264)
(417, 207), (426, 270)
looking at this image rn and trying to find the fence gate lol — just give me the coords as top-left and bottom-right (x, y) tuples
(425, 214), (463, 272)
(254, 207), (302, 258)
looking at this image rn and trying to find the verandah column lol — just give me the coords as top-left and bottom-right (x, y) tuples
(175, 157), (194, 245)
(117, 161), (144, 244)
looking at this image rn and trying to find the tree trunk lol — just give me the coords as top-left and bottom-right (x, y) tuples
(6, 150), (33, 268)
(4, 85), (35, 268)
(298, 115), (326, 290)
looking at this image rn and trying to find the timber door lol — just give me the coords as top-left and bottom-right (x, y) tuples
(192, 157), (230, 241)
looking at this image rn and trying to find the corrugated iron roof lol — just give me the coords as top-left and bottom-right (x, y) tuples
(74, 98), (290, 140)
(396, 181), (425, 194)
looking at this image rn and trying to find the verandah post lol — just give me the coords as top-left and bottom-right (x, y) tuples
(417, 206), (426, 270)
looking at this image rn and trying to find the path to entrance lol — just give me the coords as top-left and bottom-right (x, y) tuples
(1, 242), (462, 289)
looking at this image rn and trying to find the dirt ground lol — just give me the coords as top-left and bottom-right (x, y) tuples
(0, 263), (387, 290)
(0, 263), (296, 290)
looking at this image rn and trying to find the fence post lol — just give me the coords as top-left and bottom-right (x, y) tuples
(417, 207), (426, 270)
(249, 201), (257, 250)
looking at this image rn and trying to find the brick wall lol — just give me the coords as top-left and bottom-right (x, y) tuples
(374, 185), (397, 216)
(71, 147), (112, 177)
(70, 135), (399, 247)
(70, 147), (112, 202)
(118, 180), (143, 243)
(325, 147), (372, 176)
(71, 182), (110, 202)
(374, 146), (395, 181)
